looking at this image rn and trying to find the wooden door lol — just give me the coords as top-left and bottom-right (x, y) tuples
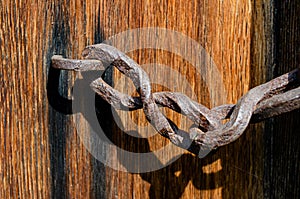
(1, 0), (299, 198)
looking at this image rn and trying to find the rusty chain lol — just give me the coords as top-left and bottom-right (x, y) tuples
(51, 44), (300, 157)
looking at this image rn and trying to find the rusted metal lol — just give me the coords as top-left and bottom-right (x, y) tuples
(51, 44), (300, 157)
(52, 55), (105, 71)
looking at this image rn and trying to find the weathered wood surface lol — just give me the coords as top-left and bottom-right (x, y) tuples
(0, 0), (298, 198)
(263, 1), (300, 198)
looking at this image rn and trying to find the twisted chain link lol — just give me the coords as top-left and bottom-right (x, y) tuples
(51, 44), (300, 156)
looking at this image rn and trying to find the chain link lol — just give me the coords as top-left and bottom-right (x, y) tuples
(51, 44), (300, 156)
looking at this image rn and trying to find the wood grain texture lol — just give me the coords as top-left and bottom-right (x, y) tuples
(0, 1), (52, 198)
(0, 0), (298, 198)
(0, 1), (103, 198)
(264, 1), (300, 198)
(101, 1), (256, 198)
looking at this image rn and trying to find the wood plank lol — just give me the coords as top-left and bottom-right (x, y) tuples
(1, 1), (52, 198)
(0, 0), (102, 198)
(264, 1), (300, 198)
(97, 0), (261, 198)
